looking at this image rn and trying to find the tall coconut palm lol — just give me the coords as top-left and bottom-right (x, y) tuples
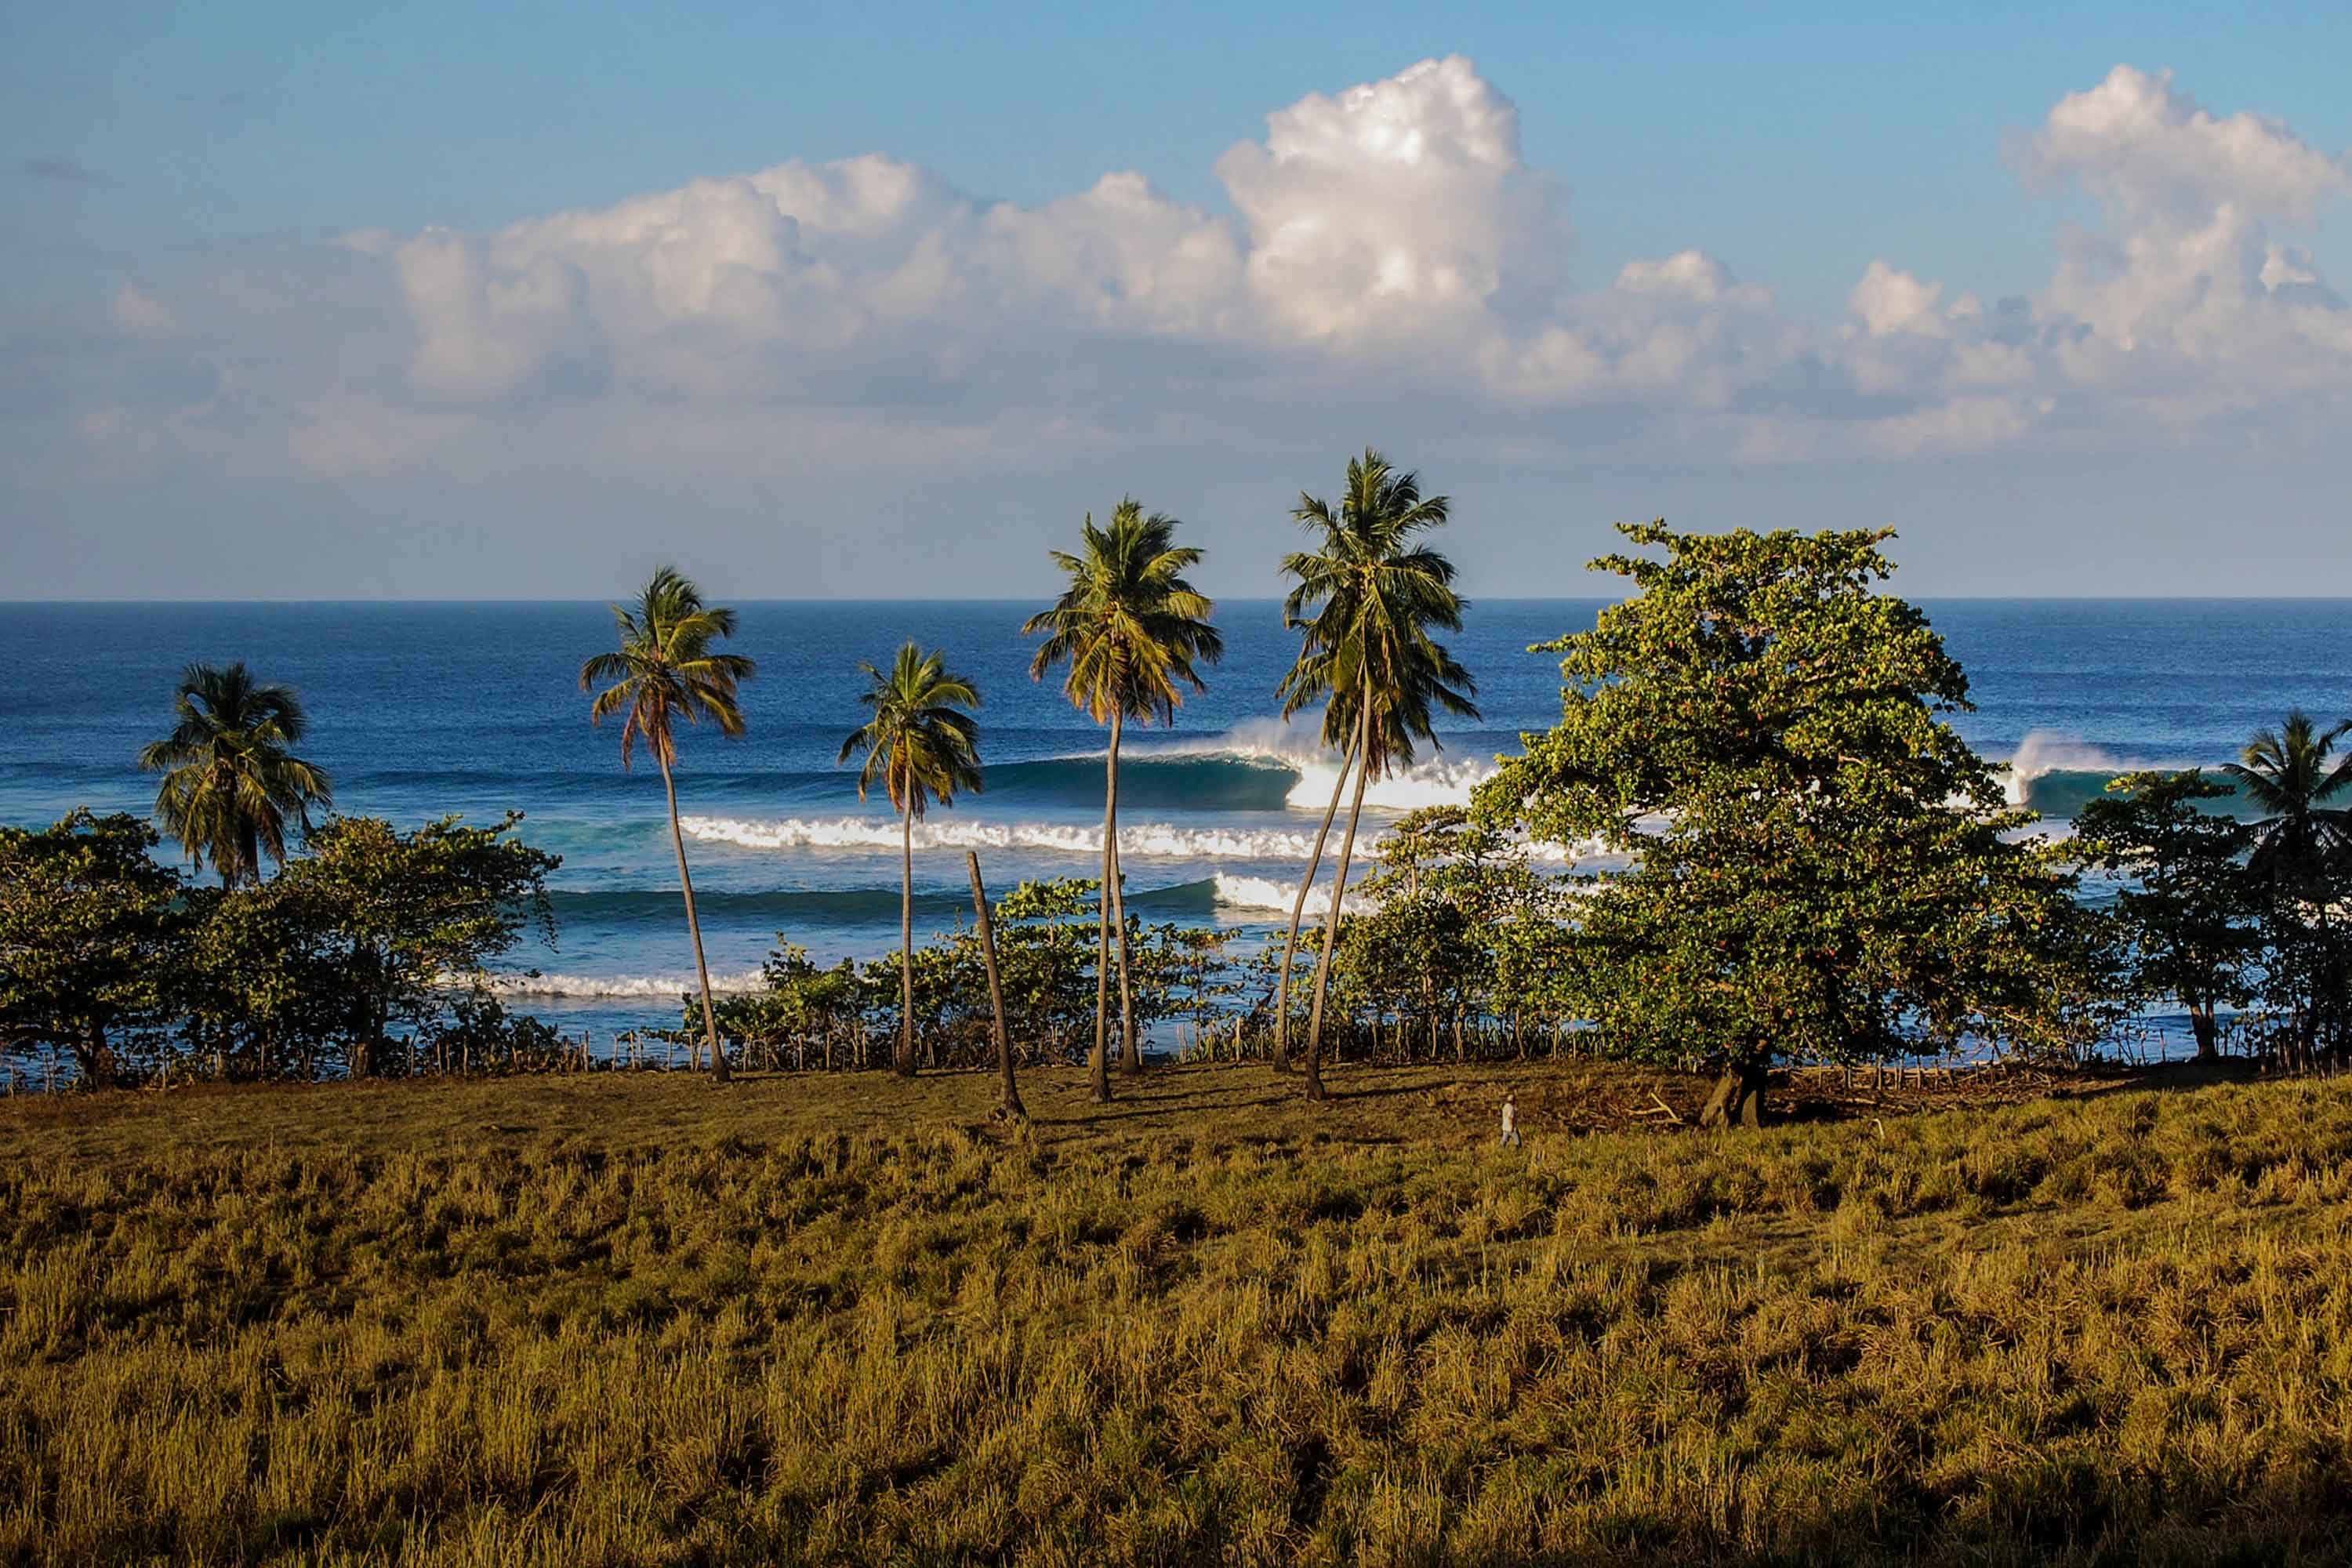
(1278, 449), (1479, 1101)
(2222, 710), (2352, 1053)
(139, 662), (333, 888)
(581, 567), (757, 1084)
(840, 642), (984, 1077)
(1024, 499), (1221, 1096)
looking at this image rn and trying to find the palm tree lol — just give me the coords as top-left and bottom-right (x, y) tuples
(840, 642), (984, 1077)
(581, 568), (757, 1083)
(1278, 449), (1479, 1100)
(139, 662), (332, 887)
(2222, 710), (2352, 1056)
(1024, 500), (1222, 1094)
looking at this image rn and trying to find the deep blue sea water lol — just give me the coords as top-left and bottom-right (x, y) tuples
(3, 599), (2348, 1046)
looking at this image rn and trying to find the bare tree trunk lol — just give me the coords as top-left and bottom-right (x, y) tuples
(968, 851), (1024, 1121)
(897, 806), (916, 1077)
(662, 756), (731, 1083)
(1276, 749), (1352, 1073)
(1090, 748), (1113, 1104)
(1304, 704), (1374, 1102)
(1108, 710), (1142, 1073)
(2190, 1000), (2219, 1062)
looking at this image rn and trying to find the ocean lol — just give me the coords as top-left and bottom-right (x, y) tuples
(4, 598), (2349, 1045)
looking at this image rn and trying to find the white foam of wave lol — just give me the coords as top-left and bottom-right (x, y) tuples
(484, 968), (766, 1000)
(1285, 755), (1498, 811)
(685, 812), (1594, 866)
(682, 814), (1331, 860)
(1212, 872), (1377, 917)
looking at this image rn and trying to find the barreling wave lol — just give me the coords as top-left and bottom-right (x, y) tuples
(975, 720), (1503, 814)
(982, 753), (1300, 811)
(1996, 730), (2237, 820)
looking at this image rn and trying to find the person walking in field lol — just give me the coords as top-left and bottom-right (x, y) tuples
(1500, 1094), (1520, 1149)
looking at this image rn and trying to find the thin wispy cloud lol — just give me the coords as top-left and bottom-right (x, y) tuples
(17, 155), (97, 184)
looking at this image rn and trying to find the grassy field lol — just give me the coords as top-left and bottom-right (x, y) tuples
(5, 1059), (2352, 1565)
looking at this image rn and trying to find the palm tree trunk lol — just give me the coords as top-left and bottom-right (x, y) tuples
(1304, 704), (1374, 1102)
(1276, 749), (1352, 1073)
(661, 755), (731, 1084)
(1108, 710), (1142, 1073)
(898, 804), (916, 1077)
(1089, 735), (1115, 1105)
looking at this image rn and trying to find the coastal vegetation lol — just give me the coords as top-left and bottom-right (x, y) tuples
(5, 505), (2352, 1099)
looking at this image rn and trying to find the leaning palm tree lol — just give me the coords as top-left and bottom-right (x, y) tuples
(1024, 499), (1221, 1095)
(581, 567), (757, 1084)
(139, 662), (332, 887)
(2222, 710), (2352, 1056)
(1278, 449), (1479, 1101)
(840, 642), (984, 1078)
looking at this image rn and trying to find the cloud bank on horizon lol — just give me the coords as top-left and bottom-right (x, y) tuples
(16, 57), (2352, 594)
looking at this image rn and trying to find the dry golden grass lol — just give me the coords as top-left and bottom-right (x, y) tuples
(5, 1060), (2351, 1564)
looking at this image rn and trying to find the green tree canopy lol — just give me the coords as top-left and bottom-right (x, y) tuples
(272, 813), (558, 1078)
(0, 811), (185, 1085)
(138, 661), (332, 887)
(1479, 522), (2106, 1127)
(2074, 770), (2257, 1061)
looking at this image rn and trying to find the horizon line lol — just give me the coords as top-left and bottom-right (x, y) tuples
(12, 593), (2352, 608)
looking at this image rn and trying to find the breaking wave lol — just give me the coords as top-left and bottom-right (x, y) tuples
(681, 814), (1333, 860)
(482, 968), (768, 1000)
(1212, 872), (1377, 918)
(682, 814), (1589, 865)
(1996, 730), (2233, 819)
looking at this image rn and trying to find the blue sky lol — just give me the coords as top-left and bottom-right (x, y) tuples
(5, 3), (2351, 597)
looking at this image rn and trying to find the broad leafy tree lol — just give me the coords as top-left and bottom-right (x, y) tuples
(139, 662), (332, 887)
(0, 811), (185, 1085)
(1025, 499), (1221, 1087)
(840, 642), (984, 1078)
(581, 567), (757, 1083)
(2074, 770), (2256, 1061)
(276, 814), (557, 1078)
(1480, 523), (2103, 1127)
(1279, 449), (1478, 1100)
